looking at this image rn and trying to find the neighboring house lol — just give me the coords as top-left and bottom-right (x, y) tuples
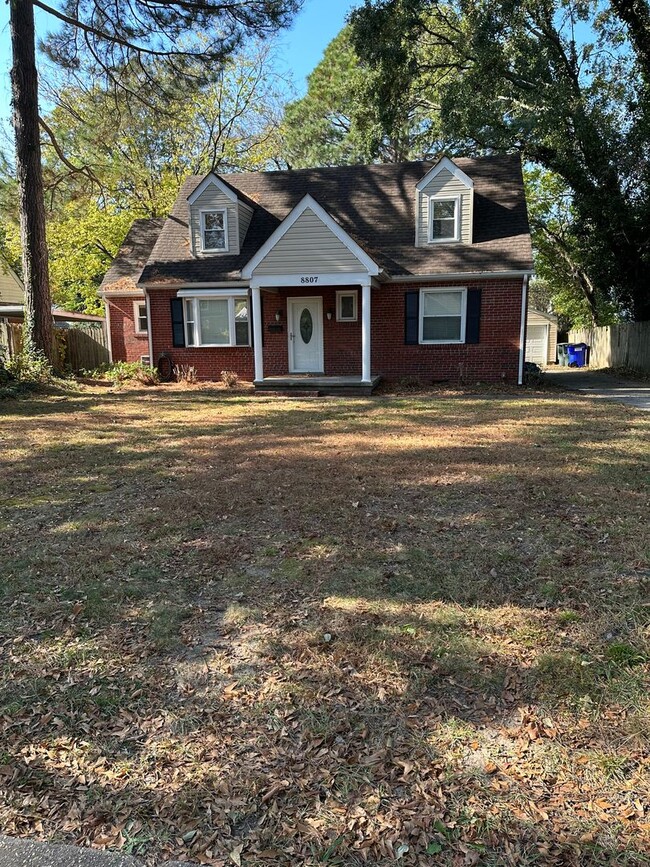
(100, 155), (533, 391)
(526, 308), (558, 366)
(0, 260), (24, 306)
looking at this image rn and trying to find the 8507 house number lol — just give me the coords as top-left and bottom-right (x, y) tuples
(300, 276), (319, 284)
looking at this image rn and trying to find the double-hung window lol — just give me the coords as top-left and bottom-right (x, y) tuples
(133, 300), (148, 334)
(184, 296), (249, 347)
(200, 209), (228, 252)
(419, 287), (467, 344)
(429, 195), (460, 242)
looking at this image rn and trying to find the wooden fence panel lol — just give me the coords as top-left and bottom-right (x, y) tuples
(60, 324), (109, 372)
(569, 322), (650, 373)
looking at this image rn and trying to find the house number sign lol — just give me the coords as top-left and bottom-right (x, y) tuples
(300, 276), (319, 284)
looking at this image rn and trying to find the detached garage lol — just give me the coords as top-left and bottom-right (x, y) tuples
(526, 308), (558, 366)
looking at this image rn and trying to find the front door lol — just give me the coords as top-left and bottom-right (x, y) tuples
(288, 297), (324, 373)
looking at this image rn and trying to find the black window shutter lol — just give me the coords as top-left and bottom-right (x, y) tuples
(404, 291), (419, 344)
(171, 298), (185, 347)
(466, 288), (482, 344)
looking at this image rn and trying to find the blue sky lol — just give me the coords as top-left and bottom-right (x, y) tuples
(0, 0), (356, 131)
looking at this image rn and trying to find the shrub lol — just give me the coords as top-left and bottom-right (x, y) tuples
(174, 364), (198, 384)
(221, 370), (239, 388)
(101, 361), (159, 385)
(523, 361), (544, 387)
(0, 350), (53, 399)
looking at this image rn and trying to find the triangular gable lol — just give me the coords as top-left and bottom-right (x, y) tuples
(416, 156), (474, 192)
(187, 173), (239, 204)
(242, 195), (380, 279)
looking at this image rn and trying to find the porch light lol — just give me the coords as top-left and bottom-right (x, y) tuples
(327, 308), (334, 320)
(275, 309), (282, 322)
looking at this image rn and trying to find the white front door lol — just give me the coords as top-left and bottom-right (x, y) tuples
(526, 324), (549, 365)
(288, 297), (324, 373)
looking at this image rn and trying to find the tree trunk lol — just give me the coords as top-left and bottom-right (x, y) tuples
(10, 0), (54, 364)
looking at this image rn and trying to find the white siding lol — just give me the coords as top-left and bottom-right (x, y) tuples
(417, 169), (473, 246)
(189, 184), (239, 255)
(0, 264), (24, 305)
(239, 202), (254, 247)
(253, 208), (365, 275)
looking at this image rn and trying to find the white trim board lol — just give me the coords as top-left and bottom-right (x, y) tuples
(250, 272), (373, 290)
(242, 194), (380, 279)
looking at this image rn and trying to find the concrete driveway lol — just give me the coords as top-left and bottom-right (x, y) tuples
(0, 835), (186, 867)
(544, 368), (650, 411)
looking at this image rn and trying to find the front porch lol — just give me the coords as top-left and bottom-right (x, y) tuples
(254, 374), (382, 396)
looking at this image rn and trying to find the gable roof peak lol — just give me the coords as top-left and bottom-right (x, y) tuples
(187, 172), (239, 204)
(416, 155), (474, 192)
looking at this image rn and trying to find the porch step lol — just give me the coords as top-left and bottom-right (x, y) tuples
(254, 375), (381, 397)
(256, 388), (323, 398)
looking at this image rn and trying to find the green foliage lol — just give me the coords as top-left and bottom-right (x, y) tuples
(283, 24), (448, 167)
(1, 42), (289, 314)
(350, 0), (650, 322)
(0, 350), (53, 399)
(92, 361), (160, 385)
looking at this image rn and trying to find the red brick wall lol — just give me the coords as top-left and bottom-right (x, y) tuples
(149, 287), (255, 381)
(373, 279), (523, 384)
(147, 278), (523, 384)
(107, 296), (149, 363)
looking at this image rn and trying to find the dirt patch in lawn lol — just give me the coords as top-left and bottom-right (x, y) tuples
(0, 386), (648, 866)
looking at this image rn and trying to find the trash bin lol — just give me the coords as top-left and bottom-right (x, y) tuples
(567, 343), (589, 368)
(557, 343), (569, 366)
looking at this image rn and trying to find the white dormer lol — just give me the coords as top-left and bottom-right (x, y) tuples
(415, 156), (474, 247)
(187, 173), (254, 257)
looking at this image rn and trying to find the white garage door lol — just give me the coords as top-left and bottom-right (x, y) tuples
(526, 324), (548, 364)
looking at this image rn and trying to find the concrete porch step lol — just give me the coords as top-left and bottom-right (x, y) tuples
(254, 375), (381, 397)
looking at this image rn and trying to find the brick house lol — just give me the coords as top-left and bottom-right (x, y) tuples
(100, 155), (533, 393)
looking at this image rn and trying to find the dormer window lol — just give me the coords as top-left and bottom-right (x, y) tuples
(429, 195), (460, 243)
(201, 209), (228, 253)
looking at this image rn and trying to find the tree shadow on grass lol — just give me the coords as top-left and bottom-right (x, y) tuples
(0, 389), (648, 864)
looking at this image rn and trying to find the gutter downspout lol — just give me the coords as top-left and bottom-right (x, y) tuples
(103, 295), (114, 364)
(144, 288), (154, 366)
(517, 274), (529, 386)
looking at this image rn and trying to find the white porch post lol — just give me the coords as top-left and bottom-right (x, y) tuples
(361, 279), (371, 384)
(251, 284), (264, 382)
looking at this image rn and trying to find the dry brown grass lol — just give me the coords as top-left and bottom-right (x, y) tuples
(0, 385), (648, 866)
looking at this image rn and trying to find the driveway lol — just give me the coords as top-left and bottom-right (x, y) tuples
(0, 836), (186, 867)
(544, 368), (650, 411)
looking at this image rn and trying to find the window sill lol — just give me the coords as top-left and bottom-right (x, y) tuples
(426, 238), (462, 245)
(420, 340), (465, 345)
(186, 344), (251, 349)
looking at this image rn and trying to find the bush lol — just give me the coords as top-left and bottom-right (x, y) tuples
(174, 364), (198, 384)
(0, 350), (53, 399)
(96, 361), (159, 385)
(523, 361), (545, 387)
(221, 370), (239, 388)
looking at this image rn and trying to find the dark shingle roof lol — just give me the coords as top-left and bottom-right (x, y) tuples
(135, 156), (531, 285)
(100, 218), (166, 292)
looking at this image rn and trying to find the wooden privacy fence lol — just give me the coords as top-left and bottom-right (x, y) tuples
(569, 322), (650, 373)
(0, 320), (109, 372)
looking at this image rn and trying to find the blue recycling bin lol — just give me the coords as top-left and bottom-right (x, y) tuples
(567, 343), (588, 368)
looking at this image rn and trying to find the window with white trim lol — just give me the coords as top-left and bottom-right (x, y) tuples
(336, 290), (358, 322)
(133, 300), (148, 334)
(419, 287), (467, 343)
(429, 196), (460, 242)
(200, 209), (228, 252)
(184, 296), (249, 347)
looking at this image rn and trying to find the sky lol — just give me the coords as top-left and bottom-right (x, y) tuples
(0, 0), (356, 132)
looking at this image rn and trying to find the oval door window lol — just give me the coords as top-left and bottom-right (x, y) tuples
(300, 308), (313, 343)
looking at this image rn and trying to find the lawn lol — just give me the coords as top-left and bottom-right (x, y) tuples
(0, 385), (648, 866)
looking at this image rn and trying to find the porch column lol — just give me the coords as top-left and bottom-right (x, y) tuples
(361, 279), (371, 384)
(251, 285), (264, 382)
